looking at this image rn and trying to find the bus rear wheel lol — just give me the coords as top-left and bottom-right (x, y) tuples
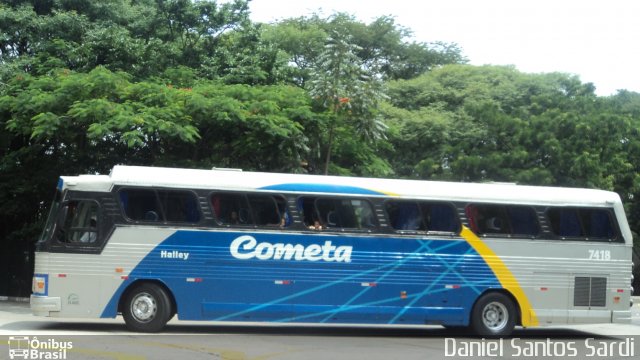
(471, 292), (516, 337)
(123, 283), (172, 332)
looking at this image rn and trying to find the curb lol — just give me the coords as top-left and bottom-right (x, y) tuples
(0, 296), (29, 302)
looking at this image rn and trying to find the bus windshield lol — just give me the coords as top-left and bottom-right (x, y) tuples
(38, 190), (62, 244)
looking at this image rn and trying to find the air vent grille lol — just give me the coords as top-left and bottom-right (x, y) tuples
(573, 276), (607, 307)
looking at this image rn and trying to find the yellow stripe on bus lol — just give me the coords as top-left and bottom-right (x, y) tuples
(460, 226), (539, 327)
(369, 188), (400, 197)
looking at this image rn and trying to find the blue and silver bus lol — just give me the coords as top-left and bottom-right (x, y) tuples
(31, 166), (633, 336)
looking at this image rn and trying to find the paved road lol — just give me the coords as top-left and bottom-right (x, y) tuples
(1, 300), (639, 359)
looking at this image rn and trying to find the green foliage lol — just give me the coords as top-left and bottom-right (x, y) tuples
(306, 30), (388, 175)
(385, 65), (640, 203)
(181, 83), (314, 171)
(2, 0), (640, 295)
(261, 12), (465, 86)
(0, 0), (252, 81)
(0, 66), (315, 171)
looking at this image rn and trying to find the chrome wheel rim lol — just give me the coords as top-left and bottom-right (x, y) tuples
(482, 301), (508, 331)
(131, 292), (157, 323)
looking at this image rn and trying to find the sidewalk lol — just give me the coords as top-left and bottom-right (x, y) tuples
(0, 296), (28, 302)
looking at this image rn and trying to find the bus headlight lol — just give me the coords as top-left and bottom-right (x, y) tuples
(32, 275), (47, 295)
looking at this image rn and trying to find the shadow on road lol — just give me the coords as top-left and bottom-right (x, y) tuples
(0, 319), (619, 340)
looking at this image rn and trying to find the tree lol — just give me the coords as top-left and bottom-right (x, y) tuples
(261, 13), (466, 87)
(0, 66), (318, 296)
(0, 0), (252, 81)
(306, 31), (388, 175)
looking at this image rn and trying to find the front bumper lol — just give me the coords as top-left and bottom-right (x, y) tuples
(612, 310), (632, 323)
(30, 295), (61, 316)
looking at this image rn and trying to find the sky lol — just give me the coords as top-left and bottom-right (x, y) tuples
(247, 0), (640, 96)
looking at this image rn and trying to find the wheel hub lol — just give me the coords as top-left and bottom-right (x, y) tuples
(482, 301), (508, 330)
(131, 292), (157, 323)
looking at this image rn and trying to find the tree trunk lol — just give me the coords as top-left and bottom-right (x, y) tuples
(323, 122), (335, 175)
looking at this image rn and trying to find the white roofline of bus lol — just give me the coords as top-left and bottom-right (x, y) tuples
(56, 165), (633, 245)
(56, 165), (621, 207)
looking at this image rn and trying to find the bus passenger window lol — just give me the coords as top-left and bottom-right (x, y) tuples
(466, 204), (538, 237)
(211, 193), (251, 225)
(354, 200), (377, 230)
(120, 189), (161, 222)
(316, 198), (340, 227)
(478, 206), (509, 234)
(386, 201), (422, 230)
(547, 207), (617, 240)
(59, 200), (99, 244)
(120, 189), (200, 223)
(247, 194), (281, 226)
(547, 208), (582, 237)
(299, 197), (321, 229)
(387, 201), (459, 233)
(506, 206), (539, 236)
(158, 190), (201, 223)
(582, 209), (615, 239)
(301, 197), (377, 230)
(421, 203), (459, 233)
(275, 197), (291, 228)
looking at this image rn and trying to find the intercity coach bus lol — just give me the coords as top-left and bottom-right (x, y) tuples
(31, 166), (633, 336)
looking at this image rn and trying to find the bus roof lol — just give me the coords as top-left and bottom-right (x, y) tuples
(61, 165), (622, 208)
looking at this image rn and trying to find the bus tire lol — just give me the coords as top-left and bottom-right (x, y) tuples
(122, 283), (172, 333)
(470, 292), (516, 337)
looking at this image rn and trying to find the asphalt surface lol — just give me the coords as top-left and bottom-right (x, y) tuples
(1, 300), (639, 359)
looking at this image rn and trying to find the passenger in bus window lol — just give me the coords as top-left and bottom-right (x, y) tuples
(278, 211), (290, 228)
(308, 219), (324, 230)
(308, 212), (324, 230)
(144, 211), (159, 221)
(229, 210), (240, 224)
(79, 219), (97, 243)
(486, 217), (503, 232)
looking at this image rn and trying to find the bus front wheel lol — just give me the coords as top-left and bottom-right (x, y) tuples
(123, 283), (172, 332)
(471, 292), (516, 337)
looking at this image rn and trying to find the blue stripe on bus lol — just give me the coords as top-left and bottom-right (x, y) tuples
(100, 230), (501, 326)
(259, 183), (386, 196)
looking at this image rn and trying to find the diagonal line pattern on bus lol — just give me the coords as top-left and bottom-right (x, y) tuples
(418, 239), (484, 295)
(274, 277), (498, 323)
(215, 238), (477, 322)
(388, 245), (476, 324)
(318, 239), (463, 323)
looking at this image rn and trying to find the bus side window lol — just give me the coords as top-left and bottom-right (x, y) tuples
(316, 198), (339, 227)
(421, 203), (459, 233)
(211, 193), (251, 225)
(466, 204), (539, 237)
(299, 197), (321, 228)
(247, 194), (281, 226)
(120, 189), (162, 222)
(506, 206), (539, 236)
(547, 207), (617, 240)
(158, 190), (201, 223)
(275, 196), (291, 227)
(582, 209), (615, 239)
(478, 205), (510, 234)
(465, 204), (480, 234)
(59, 200), (99, 244)
(547, 208), (582, 237)
(303, 197), (377, 230)
(386, 201), (422, 231)
(353, 199), (377, 229)
(387, 201), (458, 233)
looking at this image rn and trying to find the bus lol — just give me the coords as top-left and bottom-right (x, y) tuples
(31, 165), (633, 336)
